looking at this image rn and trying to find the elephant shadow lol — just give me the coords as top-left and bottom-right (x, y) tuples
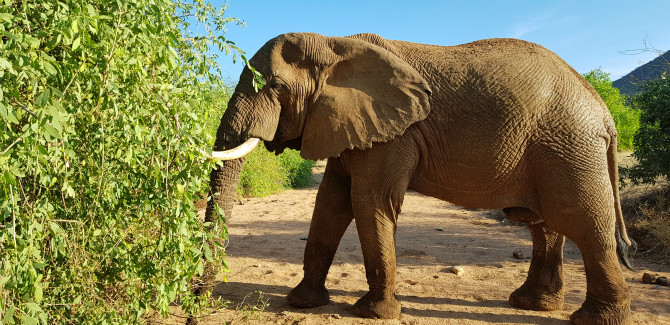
(212, 281), (568, 324)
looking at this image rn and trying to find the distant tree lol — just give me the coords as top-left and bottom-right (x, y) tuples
(583, 69), (640, 150)
(624, 75), (670, 184)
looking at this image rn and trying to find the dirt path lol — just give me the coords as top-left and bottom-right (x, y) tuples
(192, 164), (669, 324)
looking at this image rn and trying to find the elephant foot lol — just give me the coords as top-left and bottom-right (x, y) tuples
(287, 280), (329, 308)
(509, 284), (563, 311)
(569, 296), (631, 325)
(352, 292), (401, 319)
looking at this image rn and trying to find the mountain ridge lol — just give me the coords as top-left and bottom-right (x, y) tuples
(612, 50), (670, 96)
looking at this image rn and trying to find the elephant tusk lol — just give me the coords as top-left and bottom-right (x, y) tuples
(202, 138), (261, 160)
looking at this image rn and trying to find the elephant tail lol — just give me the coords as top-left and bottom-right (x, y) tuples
(608, 134), (636, 270)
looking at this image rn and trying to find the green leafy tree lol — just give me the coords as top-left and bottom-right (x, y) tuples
(0, 0), (243, 323)
(583, 69), (640, 150)
(625, 75), (670, 184)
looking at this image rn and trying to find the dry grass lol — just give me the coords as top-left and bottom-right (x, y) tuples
(619, 152), (670, 264)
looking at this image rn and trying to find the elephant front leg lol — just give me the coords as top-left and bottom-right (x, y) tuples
(287, 160), (354, 308)
(507, 214), (565, 311)
(351, 197), (402, 319)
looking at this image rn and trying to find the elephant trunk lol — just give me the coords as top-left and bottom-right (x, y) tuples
(205, 157), (244, 226)
(199, 108), (252, 294)
(205, 93), (257, 225)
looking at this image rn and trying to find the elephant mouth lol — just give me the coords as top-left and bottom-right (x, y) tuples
(265, 135), (303, 155)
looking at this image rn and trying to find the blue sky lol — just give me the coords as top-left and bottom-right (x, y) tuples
(212, 0), (670, 83)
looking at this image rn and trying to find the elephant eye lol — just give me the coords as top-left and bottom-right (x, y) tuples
(270, 81), (282, 90)
(269, 77), (285, 91)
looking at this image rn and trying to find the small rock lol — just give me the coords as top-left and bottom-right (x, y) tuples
(331, 314), (342, 319)
(449, 265), (465, 275)
(435, 228), (445, 231)
(252, 264), (261, 268)
(513, 251), (524, 259)
(656, 276), (669, 286)
(300, 237), (308, 241)
(642, 272), (657, 284)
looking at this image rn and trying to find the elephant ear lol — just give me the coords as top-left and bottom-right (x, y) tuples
(300, 37), (431, 160)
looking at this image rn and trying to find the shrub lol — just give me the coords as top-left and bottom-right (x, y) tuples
(279, 149), (316, 188)
(583, 69), (640, 150)
(0, 0), (242, 323)
(625, 76), (670, 184)
(238, 148), (315, 197)
(238, 145), (288, 197)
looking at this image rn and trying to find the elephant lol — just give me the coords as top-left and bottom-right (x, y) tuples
(203, 32), (634, 324)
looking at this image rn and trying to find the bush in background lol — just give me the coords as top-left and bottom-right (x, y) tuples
(583, 69), (640, 150)
(625, 76), (670, 184)
(0, 1), (243, 323)
(237, 148), (315, 197)
(279, 150), (316, 189)
(238, 145), (288, 197)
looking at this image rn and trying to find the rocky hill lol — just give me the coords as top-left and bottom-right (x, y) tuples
(613, 50), (670, 96)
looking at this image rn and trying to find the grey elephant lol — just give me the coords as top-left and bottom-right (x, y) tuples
(203, 33), (634, 324)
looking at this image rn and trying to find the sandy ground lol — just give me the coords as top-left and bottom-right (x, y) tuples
(185, 162), (669, 324)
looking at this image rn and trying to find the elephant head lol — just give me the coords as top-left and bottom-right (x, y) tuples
(205, 33), (432, 225)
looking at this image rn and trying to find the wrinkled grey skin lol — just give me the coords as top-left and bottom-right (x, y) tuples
(204, 33), (633, 325)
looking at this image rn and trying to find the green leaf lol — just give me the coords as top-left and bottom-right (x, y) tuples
(2, 30), (17, 41)
(0, 102), (7, 119)
(204, 245), (212, 262)
(5, 105), (19, 124)
(43, 61), (57, 75)
(25, 35), (40, 49)
(3, 308), (15, 324)
(0, 57), (12, 71)
(72, 37), (81, 50)
(3, 171), (16, 185)
(32, 262), (48, 269)
(0, 12), (12, 22)
(36, 90), (50, 107)
(22, 315), (37, 325)
(44, 124), (60, 138)
(34, 284), (43, 303)
(24, 302), (41, 313)
(72, 295), (81, 305)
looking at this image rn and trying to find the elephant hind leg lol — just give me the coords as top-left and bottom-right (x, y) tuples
(568, 236), (631, 325)
(532, 151), (631, 324)
(506, 208), (565, 311)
